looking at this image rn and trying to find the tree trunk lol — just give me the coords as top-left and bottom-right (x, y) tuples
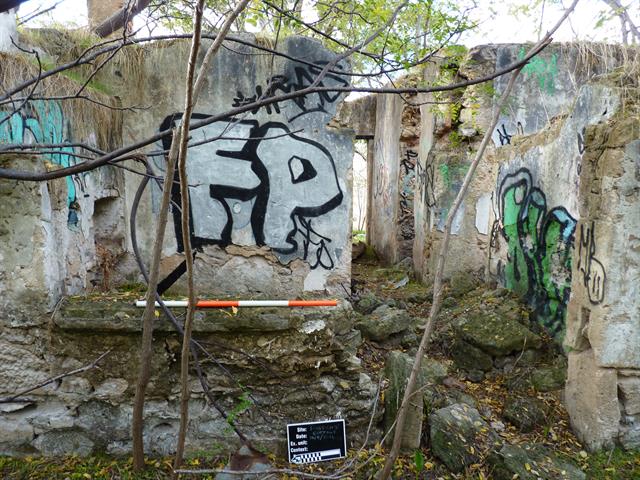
(131, 144), (180, 471)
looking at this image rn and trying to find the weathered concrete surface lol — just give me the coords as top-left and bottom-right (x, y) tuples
(413, 55), (499, 282)
(566, 136), (640, 368)
(330, 94), (376, 138)
(368, 74), (421, 265)
(116, 35), (352, 296)
(0, 10), (17, 53)
(0, 54), (125, 320)
(565, 349), (620, 450)
(489, 84), (620, 341)
(369, 93), (403, 264)
(408, 44), (639, 451)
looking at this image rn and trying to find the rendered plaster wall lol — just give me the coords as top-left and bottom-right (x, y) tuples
(116, 35), (353, 297)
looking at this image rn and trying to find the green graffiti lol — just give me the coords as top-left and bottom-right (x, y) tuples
(495, 169), (576, 340)
(518, 47), (558, 93)
(0, 101), (78, 225)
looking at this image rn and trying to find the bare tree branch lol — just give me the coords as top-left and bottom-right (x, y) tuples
(93, 0), (151, 38)
(0, 38), (553, 183)
(0, 349), (112, 404)
(172, 0), (206, 472)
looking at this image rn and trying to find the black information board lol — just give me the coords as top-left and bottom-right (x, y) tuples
(287, 419), (347, 464)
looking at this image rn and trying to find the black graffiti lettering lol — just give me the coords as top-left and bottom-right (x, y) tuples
(577, 127), (586, 155)
(399, 149), (417, 241)
(157, 114), (343, 289)
(400, 149), (418, 175)
(231, 61), (349, 121)
(496, 124), (513, 146)
(296, 216), (334, 270)
(288, 62), (349, 121)
(577, 221), (606, 305)
(415, 161), (436, 208)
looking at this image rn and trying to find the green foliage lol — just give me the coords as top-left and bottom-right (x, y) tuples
(413, 449), (425, 475)
(151, 0), (476, 79)
(448, 129), (464, 148)
(582, 448), (640, 479)
(224, 391), (253, 433)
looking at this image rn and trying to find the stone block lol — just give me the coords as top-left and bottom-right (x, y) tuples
(355, 305), (411, 341)
(383, 351), (447, 451)
(565, 349), (620, 450)
(619, 375), (640, 416)
(429, 403), (499, 473)
(32, 430), (94, 456)
(454, 312), (541, 357)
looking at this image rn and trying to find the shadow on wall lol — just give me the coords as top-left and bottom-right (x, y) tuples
(490, 168), (576, 340)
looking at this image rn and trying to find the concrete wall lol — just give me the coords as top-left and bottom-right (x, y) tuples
(0, 10), (17, 53)
(369, 93), (403, 264)
(564, 88), (640, 450)
(0, 65), (125, 323)
(117, 35), (353, 296)
(369, 84), (420, 265)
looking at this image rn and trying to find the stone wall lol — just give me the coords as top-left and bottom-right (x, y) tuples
(365, 43), (640, 450)
(0, 35), (377, 456)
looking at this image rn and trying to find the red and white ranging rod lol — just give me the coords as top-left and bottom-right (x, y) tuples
(135, 299), (338, 308)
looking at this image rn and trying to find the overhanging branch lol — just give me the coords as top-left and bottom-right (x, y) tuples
(0, 37), (552, 183)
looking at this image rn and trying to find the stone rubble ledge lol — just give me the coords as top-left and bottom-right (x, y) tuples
(55, 297), (348, 334)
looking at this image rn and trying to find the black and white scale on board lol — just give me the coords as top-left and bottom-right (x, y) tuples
(287, 419), (346, 464)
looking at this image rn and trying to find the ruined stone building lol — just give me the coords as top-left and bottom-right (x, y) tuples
(0, 28), (639, 461)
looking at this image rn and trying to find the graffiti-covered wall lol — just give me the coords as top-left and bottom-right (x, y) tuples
(411, 44), (640, 451)
(488, 84), (619, 341)
(0, 36), (377, 458)
(409, 44), (630, 329)
(120, 36), (353, 296)
(0, 57), (124, 322)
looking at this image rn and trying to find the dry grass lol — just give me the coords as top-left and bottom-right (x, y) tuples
(0, 50), (122, 152)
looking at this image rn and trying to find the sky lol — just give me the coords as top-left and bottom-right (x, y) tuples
(13, 0), (640, 46)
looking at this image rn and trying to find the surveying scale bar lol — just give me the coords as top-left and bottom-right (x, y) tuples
(135, 299), (338, 308)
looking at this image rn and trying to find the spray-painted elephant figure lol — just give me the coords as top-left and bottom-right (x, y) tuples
(158, 115), (343, 270)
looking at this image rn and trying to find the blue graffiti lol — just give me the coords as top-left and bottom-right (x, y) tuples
(0, 101), (78, 225)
